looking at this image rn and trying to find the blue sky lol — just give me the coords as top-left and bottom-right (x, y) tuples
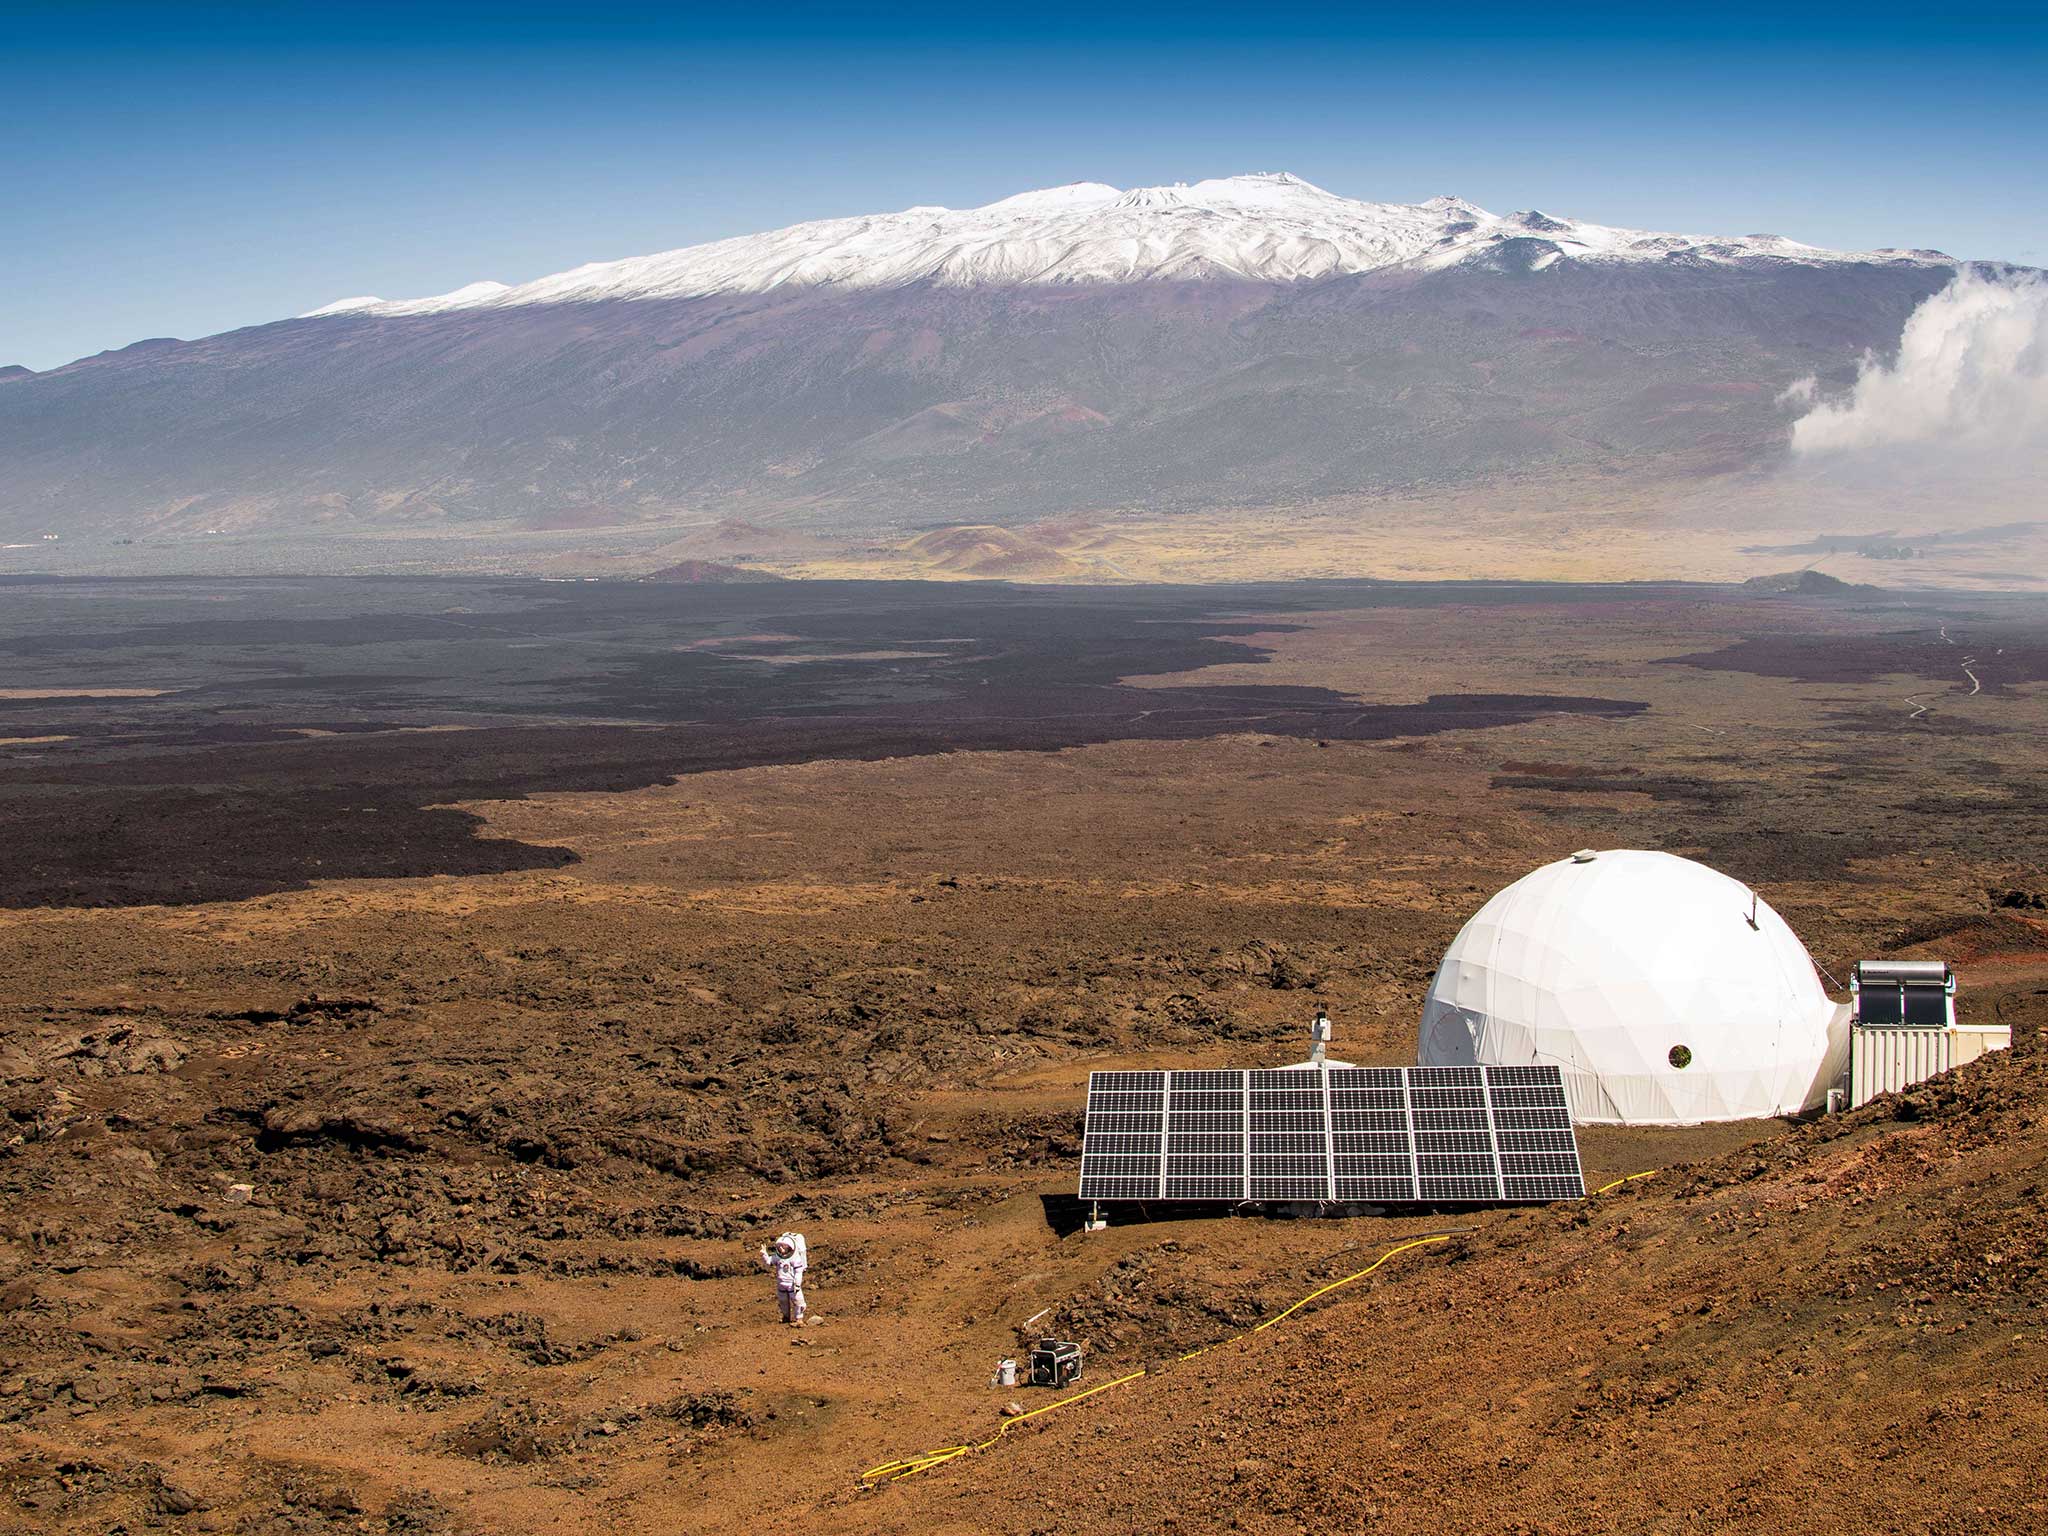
(5, 1), (2045, 371)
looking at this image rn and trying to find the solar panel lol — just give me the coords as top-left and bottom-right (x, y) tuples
(1249, 1069), (1329, 1200)
(1902, 987), (1948, 1027)
(1328, 1067), (1419, 1202)
(1077, 1070), (1166, 1200)
(1164, 1069), (1248, 1200)
(1410, 1065), (1499, 1201)
(1079, 1063), (1584, 1206)
(1483, 1064), (1585, 1200)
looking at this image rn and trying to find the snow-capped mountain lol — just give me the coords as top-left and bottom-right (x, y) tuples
(306, 172), (1948, 318)
(0, 174), (1989, 552)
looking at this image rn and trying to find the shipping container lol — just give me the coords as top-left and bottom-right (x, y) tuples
(1849, 1025), (2010, 1109)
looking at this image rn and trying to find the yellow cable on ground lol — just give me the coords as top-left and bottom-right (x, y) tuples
(859, 1234), (1451, 1486)
(1592, 1168), (1660, 1196)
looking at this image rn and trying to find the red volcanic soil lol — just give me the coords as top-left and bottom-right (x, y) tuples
(876, 1034), (2048, 1536)
(1, 577), (2045, 1534)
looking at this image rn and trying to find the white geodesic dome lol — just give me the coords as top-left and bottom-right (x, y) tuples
(1418, 850), (1848, 1124)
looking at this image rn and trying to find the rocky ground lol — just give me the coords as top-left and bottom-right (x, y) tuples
(0, 581), (2044, 1534)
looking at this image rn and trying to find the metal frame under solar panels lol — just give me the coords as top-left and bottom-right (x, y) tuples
(1079, 1064), (1585, 1205)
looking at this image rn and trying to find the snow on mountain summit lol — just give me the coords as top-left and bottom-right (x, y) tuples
(305, 173), (1951, 318)
(305, 280), (511, 318)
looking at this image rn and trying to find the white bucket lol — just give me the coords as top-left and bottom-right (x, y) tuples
(997, 1358), (1017, 1388)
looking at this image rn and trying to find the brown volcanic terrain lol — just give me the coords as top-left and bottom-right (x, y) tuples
(1, 577), (2046, 1535)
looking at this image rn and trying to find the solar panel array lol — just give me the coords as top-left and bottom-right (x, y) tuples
(1078, 1064), (1583, 1204)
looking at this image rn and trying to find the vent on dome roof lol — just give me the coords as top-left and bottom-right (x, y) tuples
(1570, 850), (1598, 863)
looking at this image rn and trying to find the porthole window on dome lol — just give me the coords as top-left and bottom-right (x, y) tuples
(1668, 1044), (1692, 1070)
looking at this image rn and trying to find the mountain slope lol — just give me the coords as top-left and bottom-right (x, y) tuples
(0, 175), (1977, 548)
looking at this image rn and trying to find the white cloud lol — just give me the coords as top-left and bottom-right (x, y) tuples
(1789, 268), (2048, 464)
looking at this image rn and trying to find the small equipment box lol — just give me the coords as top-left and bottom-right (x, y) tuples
(1029, 1339), (1083, 1389)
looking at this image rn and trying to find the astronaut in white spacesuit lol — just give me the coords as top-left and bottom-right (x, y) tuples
(759, 1232), (808, 1324)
